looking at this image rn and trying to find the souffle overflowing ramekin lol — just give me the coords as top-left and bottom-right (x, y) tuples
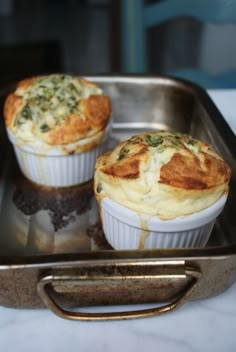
(94, 131), (231, 249)
(4, 74), (111, 187)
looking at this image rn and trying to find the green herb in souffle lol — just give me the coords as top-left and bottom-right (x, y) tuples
(40, 123), (50, 133)
(129, 136), (144, 145)
(118, 147), (130, 160)
(14, 74), (103, 134)
(184, 135), (197, 146)
(145, 134), (164, 147)
(50, 74), (66, 86)
(15, 75), (83, 130)
(144, 133), (184, 152)
(15, 104), (32, 126)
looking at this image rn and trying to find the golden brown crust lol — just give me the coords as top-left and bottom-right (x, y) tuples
(78, 77), (100, 89)
(96, 132), (230, 190)
(102, 159), (140, 179)
(79, 95), (111, 129)
(41, 113), (91, 145)
(42, 95), (111, 145)
(159, 151), (231, 190)
(16, 76), (40, 91)
(97, 143), (148, 179)
(4, 93), (24, 128)
(4, 74), (111, 146)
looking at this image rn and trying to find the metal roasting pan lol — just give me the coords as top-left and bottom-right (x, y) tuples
(0, 76), (236, 321)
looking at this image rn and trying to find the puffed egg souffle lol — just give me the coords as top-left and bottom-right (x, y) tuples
(94, 131), (231, 249)
(4, 74), (111, 187)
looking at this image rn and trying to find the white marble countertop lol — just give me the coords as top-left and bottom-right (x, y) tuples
(0, 89), (236, 352)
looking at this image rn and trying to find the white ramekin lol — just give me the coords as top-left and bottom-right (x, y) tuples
(7, 123), (111, 187)
(100, 194), (228, 249)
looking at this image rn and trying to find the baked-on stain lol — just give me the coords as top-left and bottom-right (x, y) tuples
(87, 222), (112, 250)
(13, 174), (94, 231)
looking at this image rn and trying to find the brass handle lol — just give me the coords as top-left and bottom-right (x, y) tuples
(37, 266), (201, 321)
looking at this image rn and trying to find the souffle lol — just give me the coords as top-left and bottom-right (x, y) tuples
(95, 131), (231, 220)
(4, 74), (111, 150)
(4, 74), (111, 187)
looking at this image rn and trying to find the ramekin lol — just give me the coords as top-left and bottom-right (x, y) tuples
(7, 122), (111, 187)
(100, 194), (228, 249)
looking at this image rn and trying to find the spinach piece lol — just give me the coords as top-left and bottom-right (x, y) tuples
(40, 123), (50, 133)
(145, 134), (164, 147)
(118, 147), (130, 160)
(185, 136), (196, 146)
(21, 105), (32, 120)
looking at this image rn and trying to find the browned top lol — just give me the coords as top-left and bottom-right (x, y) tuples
(94, 131), (231, 219)
(96, 131), (231, 191)
(40, 95), (110, 145)
(97, 142), (148, 179)
(4, 74), (111, 146)
(4, 93), (24, 127)
(159, 150), (230, 190)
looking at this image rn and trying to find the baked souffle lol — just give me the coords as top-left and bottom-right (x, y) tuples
(94, 131), (231, 219)
(4, 74), (111, 152)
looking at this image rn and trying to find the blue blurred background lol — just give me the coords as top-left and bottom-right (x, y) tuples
(0, 0), (236, 88)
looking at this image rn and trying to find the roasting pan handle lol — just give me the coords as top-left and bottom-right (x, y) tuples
(37, 266), (201, 321)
